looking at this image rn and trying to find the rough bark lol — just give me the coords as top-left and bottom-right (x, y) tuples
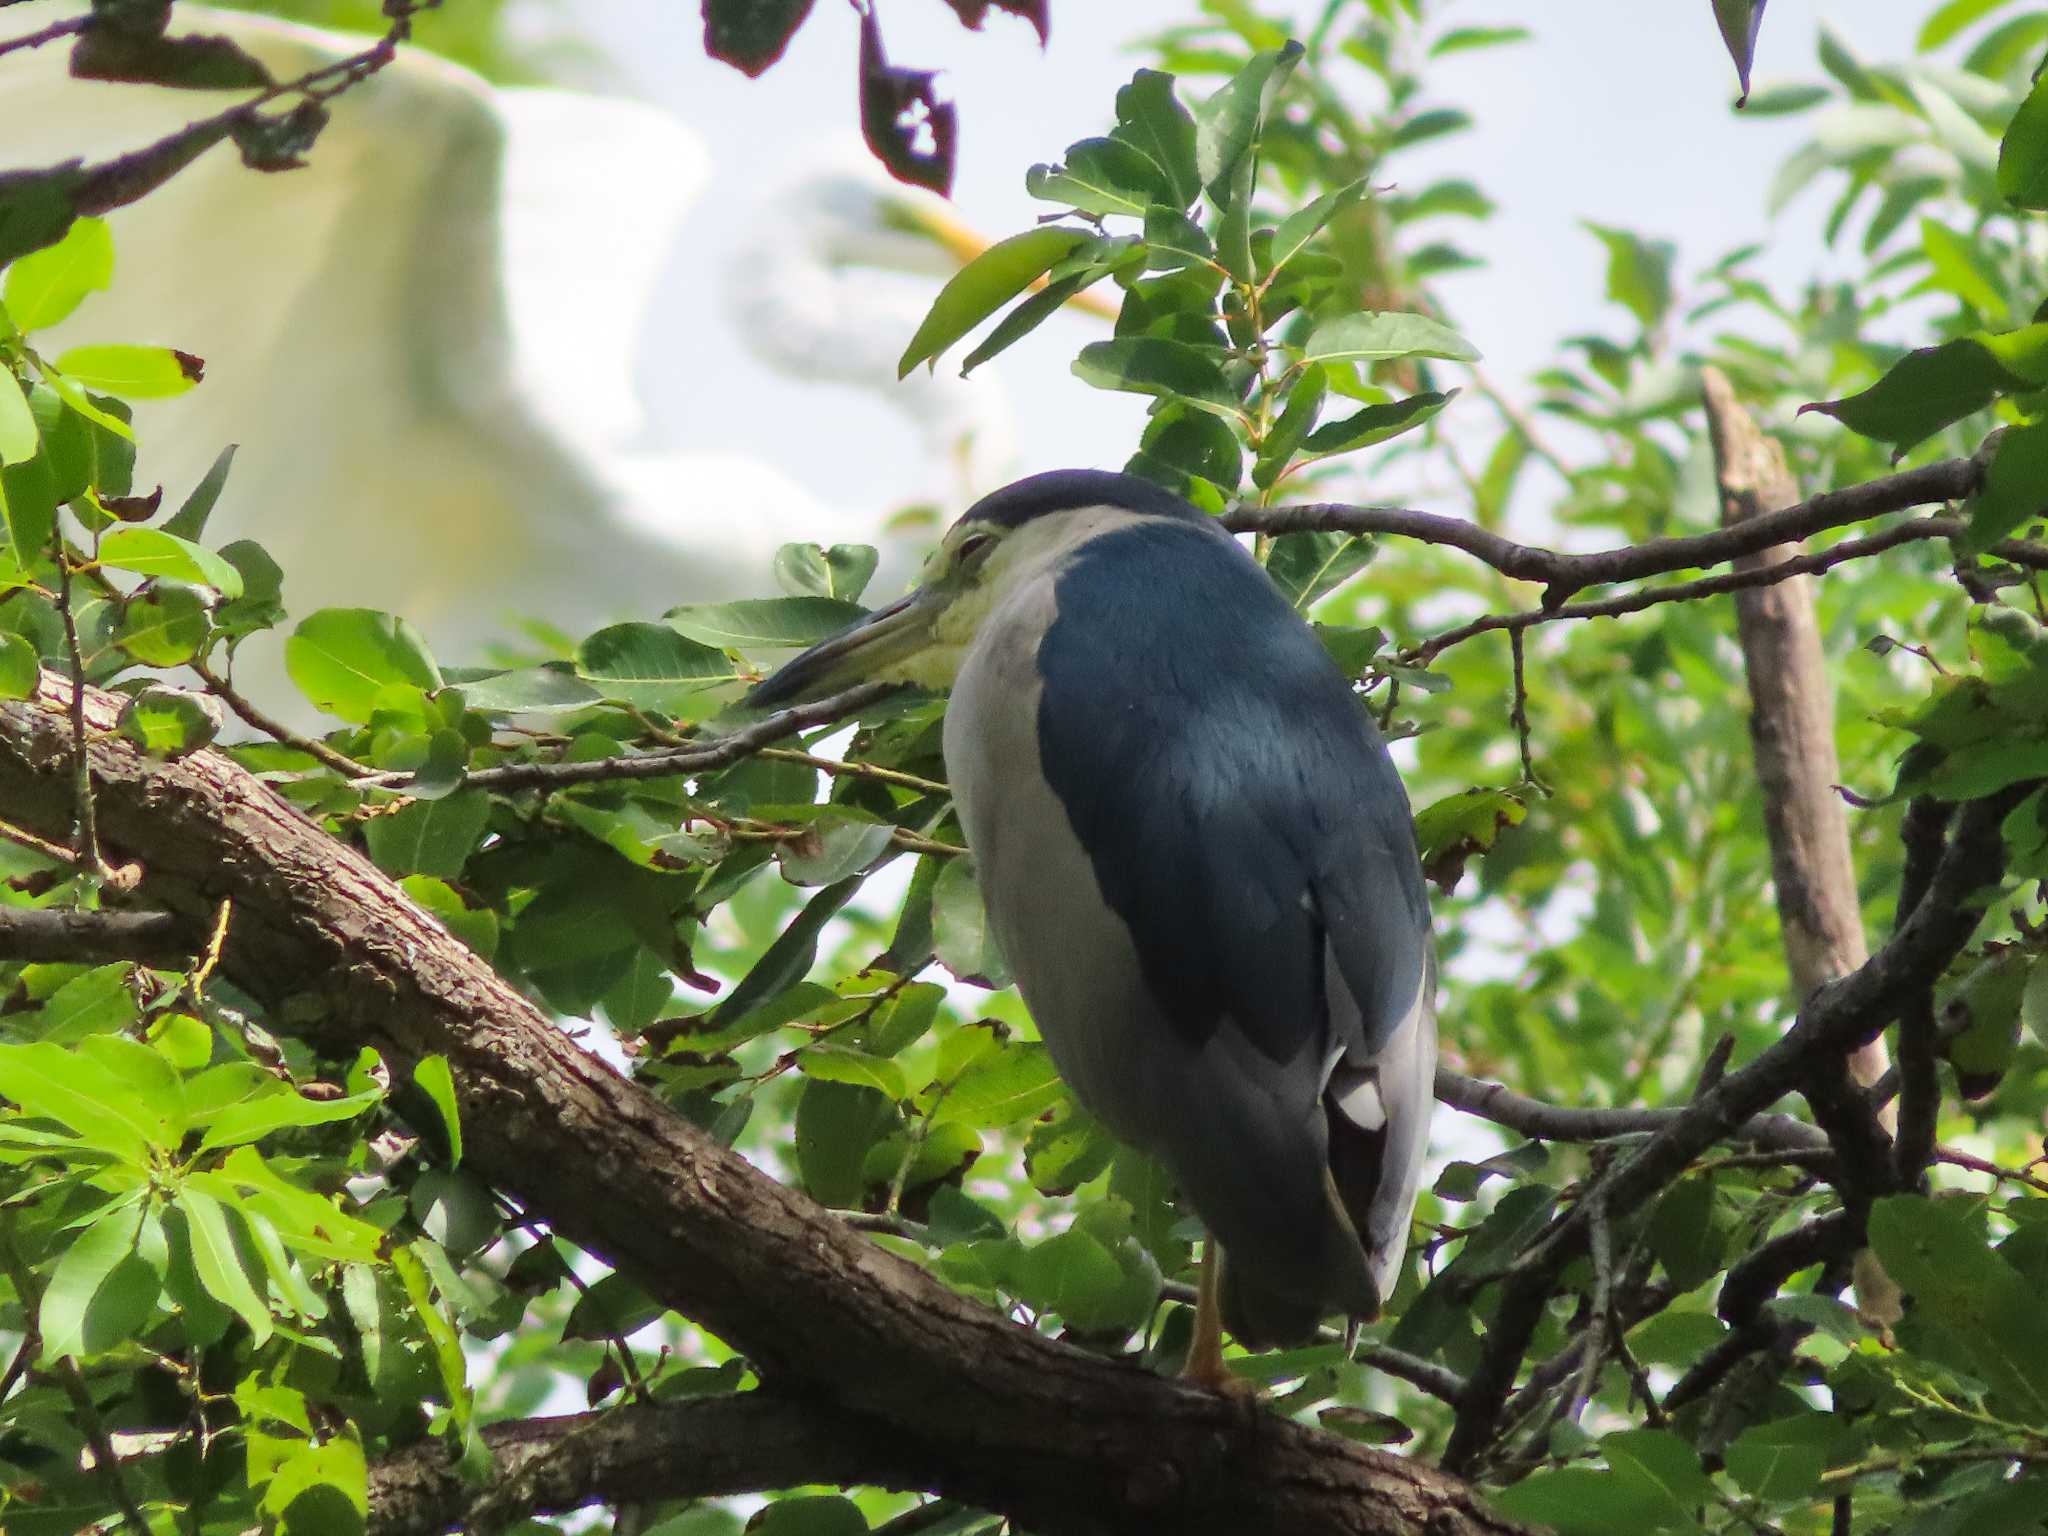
(1702, 367), (1886, 1090)
(0, 673), (1527, 1536)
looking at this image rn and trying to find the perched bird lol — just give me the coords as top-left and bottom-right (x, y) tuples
(750, 468), (1437, 1383)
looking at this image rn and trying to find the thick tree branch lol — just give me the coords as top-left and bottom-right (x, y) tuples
(366, 1392), (899, 1536)
(0, 906), (195, 963)
(0, 676), (1523, 1536)
(1230, 451), (1988, 600)
(1705, 369), (1879, 1033)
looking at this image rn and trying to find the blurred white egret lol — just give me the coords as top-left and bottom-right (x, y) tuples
(0, 4), (1025, 694)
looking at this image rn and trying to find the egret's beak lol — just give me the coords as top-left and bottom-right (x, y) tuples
(746, 586), (947, 707)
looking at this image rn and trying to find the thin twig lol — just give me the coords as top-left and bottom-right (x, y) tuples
(0, 11), (87, 60)
(0, 813), (87, 867)
(57, 554), (103, 877)
(1231, 452), (1988, 600)
(1507, 627), (1546, 793)
(1401, 512), (2048, 665)
(354, 682), (900, 794)
(192, 655), (369, 777)
(758, 748), (948, 796)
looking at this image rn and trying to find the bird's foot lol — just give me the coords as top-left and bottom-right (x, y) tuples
(1179, 1349), (1260, 1399)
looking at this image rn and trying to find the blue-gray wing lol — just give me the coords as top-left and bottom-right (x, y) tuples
(1035, 520), (1429, 1068)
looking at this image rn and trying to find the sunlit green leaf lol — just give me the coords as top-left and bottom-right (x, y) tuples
(898, 226), (1092, 376)
(53, 343), (203, 399)
(2, 215), (112, 333)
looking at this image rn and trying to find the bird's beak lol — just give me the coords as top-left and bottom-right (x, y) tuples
(746, 586), (947, 707)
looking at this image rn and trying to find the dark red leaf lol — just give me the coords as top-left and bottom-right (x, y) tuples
(857, 9), (957, 196)
(701, 0), (817, 77)
(936, 0), (1050, 45)
(71, 26), (275, 91)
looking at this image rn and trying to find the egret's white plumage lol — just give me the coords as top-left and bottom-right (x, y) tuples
(0, 6), (1018, 697)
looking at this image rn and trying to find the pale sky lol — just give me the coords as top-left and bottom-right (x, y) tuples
(583, 0), (1925, 518)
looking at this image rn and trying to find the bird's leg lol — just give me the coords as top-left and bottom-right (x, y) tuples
(1182, 1240), (1251, 1395)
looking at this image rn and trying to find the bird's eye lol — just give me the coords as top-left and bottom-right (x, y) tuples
(955, 532), (997, 566)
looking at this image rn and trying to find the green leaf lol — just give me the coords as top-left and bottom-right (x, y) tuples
(161, 443), (236, 541)
(286, 608), (441, 723)
(1302, 312), (1480, 367)
(563, 1269), (664, 1341)
(0, 631), (36, 699)
(1267, 179), (1368, 280)
(1800, 326), (2048, 447)
(41, 1197), (150, 1359)
(666, 596), (868, 651)
(52, 343), (203, 399)
(798, 1043), (908, 1101)
(1073, 337), (1241, 414)
(0, 368), (36, 466)
(752, 1494), (868, 1536)
(1586, 222), (1676, 330)
(117, 582), (209, 665)
(575, 622), (739, 709)
(177, 1186), (272, 1343)
(1724, 1413), (1836, 1501)
(38, 964), (140, 1042)
(1264, 532), (1376, 611)
(1026, 136), (1177, 217)
(412, 1055), (462, 1166)
(1011, 1225), (1151, 1334)
(1969, 417), (2048, 548)
(1414, 787), (1528, 892)
(1193, 43), (1304, 203)
(117, 685), (223, 757)
(1922, 0), (2017, 50)
(795, 1078), (897, 1207)
(1647, 1177), (1727, 1290)
(0, 1040), (169, 1158)
(938, 1041), (1064, 1127)
(1251, 365), (1327, 489)
(194, 1082), (379, 1151)
(2, 215), (112, 333)
(1111, 69), (1200, 208)
(1431, 26), (1531, 56)
(1919, 217), (2007, 318)
(933, 856), (1010, 987)
(774, 542), (878, 602)
(2001, 71), (2048, 209)
(1301, 390), (1453, 457)
(0, 432), (58, 559)
(777, 815), (894, 886)
(96, 526), (243, 595)
(1141, 206), (1215, 271)
(456, 664), (601, 714)
(898, 226), (1092, 376)
(266, 1436), (367, 1535)
(363, 790), (490, 879)
(401, 875), (499, 957)
(1024, 1102), (1115, 1195)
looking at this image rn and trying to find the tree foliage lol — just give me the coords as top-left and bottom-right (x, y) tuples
(0, 1), (2047, 1534)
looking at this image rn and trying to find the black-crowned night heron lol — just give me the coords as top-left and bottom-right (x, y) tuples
(750, 469), (1436, 1386)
